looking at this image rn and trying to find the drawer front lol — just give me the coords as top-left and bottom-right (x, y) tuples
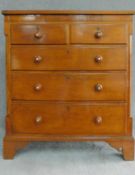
(12, 72), (127, 101)
(11, 24), (67, 44)
(11, 102), (126, 135)
(71, 24), (128, 44)
(11, 45), (128, 70)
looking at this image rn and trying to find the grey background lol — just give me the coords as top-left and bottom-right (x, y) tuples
(0, 1), (135, 175)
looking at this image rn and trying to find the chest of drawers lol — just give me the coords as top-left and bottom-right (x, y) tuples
(2, 10), (134, 160)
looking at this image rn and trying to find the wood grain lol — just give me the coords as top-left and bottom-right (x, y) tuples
(11, 24), (68, 44)
(71, 23), (128, 44)
(11, 101), (126, 135)
(2, 10), (135, 15)
(2, 11), (134, 160)
(11, 45), (128, 70)
(12, 71), (128, 101)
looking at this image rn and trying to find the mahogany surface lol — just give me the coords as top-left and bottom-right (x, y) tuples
(12, 71), (127, 101)
(12, 101), (126, 135)
(2, 10), (134, 160)
(11, 45), (128, 71)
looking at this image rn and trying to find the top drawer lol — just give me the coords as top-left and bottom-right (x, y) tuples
(71, 24), (128, 44)
(11, 24), (68, 44)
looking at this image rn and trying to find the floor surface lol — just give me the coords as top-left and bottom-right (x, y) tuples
(0, 127), (135, 175)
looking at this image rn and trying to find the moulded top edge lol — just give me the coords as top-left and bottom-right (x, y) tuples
(2, 10), (135, 15)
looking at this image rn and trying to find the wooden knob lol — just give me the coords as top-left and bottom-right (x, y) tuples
(34, 83), (42, 91)
(95, 55), (103, 63)
(35, 115), (42, 124)
(95, 116), (102, 124)
(34, 56), (42, 64)
(95, 31), (103, 38)
(34, 32), (42, 39)
(95, 83), (103, 92)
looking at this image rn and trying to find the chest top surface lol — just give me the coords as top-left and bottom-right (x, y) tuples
(2, 10), (135, 15)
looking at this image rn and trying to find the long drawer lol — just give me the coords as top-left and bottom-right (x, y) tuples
(11, 101), (126, 135)
(12, 71), (127, 101)
(11, 45), (128, 70)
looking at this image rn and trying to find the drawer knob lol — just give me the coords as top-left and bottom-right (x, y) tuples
(34, 56), (42, 64)
(95, 83), (103, 92)
(34, 32), (42, 39)
(34, 83), (42, 91)
(95, 31), (103, 39)
(35, 115), (42, 124)
(95, 116), (102, 124)
(95, 55), (103, 63)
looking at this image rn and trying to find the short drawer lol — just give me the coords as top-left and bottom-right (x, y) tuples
(71, 23), (128, 44)
(12, 71), (127, 101)
(11, 101), (126, 135)
(11, 45), (128, 70)
(11, 24), (67, 44)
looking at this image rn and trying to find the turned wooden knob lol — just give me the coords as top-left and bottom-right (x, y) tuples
(34, 83), (42, 91)
(95, 55), (103, 63)
(95, 31), (103, 38)
(95, 83), (103, 92)
(34, 56), (42, 64)
(35, 115), (42, 124)
(95, 116), (102, 124)
(34, 32), (42, 39)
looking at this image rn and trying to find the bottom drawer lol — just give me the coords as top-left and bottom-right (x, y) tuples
(11, 102), (127, 135)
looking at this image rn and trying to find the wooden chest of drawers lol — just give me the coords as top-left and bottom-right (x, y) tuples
(2, 10), (134, 160)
